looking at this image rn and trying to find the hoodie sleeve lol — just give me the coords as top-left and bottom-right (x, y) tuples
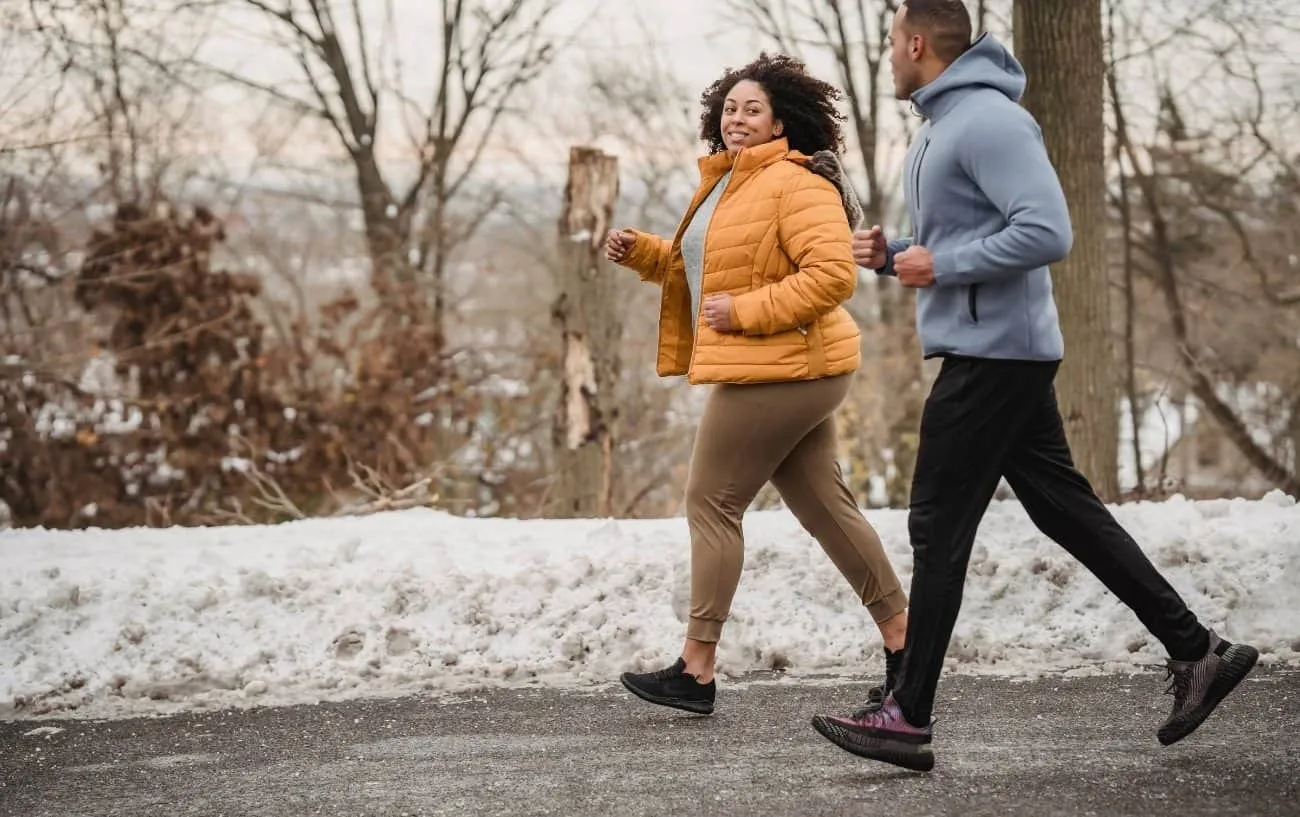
(876, 237), (914, 277)
(730, 171), (856, 336)
(930, 108), (1073, 287)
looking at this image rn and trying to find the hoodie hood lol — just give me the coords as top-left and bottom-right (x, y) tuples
(912, 32), (1025, 121)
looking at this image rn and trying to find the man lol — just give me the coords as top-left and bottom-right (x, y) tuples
(809, 0), (1258, 773)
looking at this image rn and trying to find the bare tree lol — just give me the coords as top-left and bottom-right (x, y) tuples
(199, 0), (561, 338)
(0, 13), (69, 347)
(0, 7), (81, 156)
(1014, 0), (1118, 500)
(4, 1), (206, 398)
(1105, 0), (1300, 496)
(1106, 1), (1146, 491)
(27, 0), (219, 205)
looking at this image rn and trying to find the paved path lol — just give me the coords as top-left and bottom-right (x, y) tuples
(2, 669), (1296, 816)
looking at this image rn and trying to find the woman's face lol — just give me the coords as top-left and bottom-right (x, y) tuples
(720, 80), (782, 154)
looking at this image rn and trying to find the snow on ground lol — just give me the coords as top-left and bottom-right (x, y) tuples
(2, 492), (1299, 720)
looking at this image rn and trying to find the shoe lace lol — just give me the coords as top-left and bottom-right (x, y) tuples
(1163, 663), (1191, 704)
(647, 661), (693, 682)
(851, 687), (886, 719)
(852, 651), (901, 717)
(849, 698), (902, 726)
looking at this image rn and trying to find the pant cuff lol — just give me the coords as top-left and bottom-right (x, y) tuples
(865, 588), (908, 624)
(687, 616), (724, 643)
(1170, 625), (1212, 662)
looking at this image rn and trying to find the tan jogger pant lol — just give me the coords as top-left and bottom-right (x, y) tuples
(684, 373), (907, 643)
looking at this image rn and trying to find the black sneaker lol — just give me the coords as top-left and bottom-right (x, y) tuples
(620, 658), (715, 715)
(811, 694), (935, 772)
(1158, 630), (1258, 746)
(864, 647), (904, 708)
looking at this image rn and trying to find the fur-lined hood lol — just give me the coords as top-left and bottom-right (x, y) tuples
(794, 149), (865, 230)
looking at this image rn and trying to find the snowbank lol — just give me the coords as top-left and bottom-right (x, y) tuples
(2, 492), (1298, 720)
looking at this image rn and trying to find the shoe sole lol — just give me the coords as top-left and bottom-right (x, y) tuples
(619, 675), (714, 715)
(810, 715), (934, 772)
(1158, 643), (1259, 746)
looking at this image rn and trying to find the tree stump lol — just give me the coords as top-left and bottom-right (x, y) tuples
(551, 147), (621, 518)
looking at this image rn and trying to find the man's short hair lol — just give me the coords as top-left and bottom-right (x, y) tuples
(902, 0), (973, 64)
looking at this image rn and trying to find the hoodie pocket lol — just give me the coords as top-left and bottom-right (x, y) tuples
(967, 284), (980, 323)
(911, 138), (932, 236)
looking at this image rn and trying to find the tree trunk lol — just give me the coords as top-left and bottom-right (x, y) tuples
(551, 147), (622, 517)
(1108, 50), (1145, 495)
(882, 288), (924, 507)
(1108, 79), (1300, 498)
(1014, 0), (1119, 501)
(1288, 393), (1300, 478)
(354, 152), (410, 304)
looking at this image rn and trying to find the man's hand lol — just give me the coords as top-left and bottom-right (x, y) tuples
(703, 293), (737, 332)
(895, 246), (935, 288)
(852, 225), (888, 269)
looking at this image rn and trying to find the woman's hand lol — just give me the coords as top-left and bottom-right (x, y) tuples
(604, 230), (635, 263)
(703, 294), (737, 333)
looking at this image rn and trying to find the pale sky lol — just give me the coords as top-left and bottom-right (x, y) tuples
(15, 0), (1291, 215)
(562, 0), (760, 87)
(199, 0), (767, 101)
(190, 0), (923, 183)
(142, 0), (1289, 239)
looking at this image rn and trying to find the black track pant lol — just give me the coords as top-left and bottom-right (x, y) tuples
(892, 356), (1210, 725)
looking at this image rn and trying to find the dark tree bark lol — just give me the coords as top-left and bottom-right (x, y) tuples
(1015, 0), (1119, 500)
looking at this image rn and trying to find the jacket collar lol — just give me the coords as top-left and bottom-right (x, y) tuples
(697, 137), (800, 184)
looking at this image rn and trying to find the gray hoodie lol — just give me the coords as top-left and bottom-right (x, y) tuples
(878, 32), (1072, 362)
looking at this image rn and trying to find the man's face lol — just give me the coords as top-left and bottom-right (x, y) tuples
(888, 6), (922, 100)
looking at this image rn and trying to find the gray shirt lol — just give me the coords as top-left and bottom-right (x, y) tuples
(679, 171), (731, 334)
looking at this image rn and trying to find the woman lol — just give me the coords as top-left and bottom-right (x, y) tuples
(607, 53), (908, 715)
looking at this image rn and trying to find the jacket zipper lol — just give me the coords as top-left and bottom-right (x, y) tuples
(968, 283), (980, 323)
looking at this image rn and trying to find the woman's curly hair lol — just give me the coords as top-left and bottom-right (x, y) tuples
(698, 52), (846, 156)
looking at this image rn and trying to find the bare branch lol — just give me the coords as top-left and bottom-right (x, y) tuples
(349, 0), (380, 123)
(241, 0), (324, 47)
(1106, 0), (1223, 65)
(1111, 58), (1300, 495)
(724, 0), (802, 55)
(228, 433), (307, 519)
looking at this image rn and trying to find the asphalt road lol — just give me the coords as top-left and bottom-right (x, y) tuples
(2, 669), (1296, 817)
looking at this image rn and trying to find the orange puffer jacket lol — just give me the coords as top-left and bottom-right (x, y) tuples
(618, 137), (862, 384)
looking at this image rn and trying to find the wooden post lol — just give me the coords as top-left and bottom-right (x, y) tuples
(551, 146), (621, 517)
